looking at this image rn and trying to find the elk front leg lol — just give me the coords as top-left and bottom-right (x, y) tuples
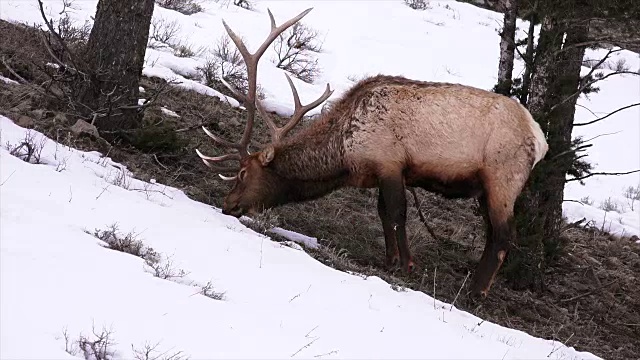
(471, 194), (514, 299)
(379, 174), (414, 273)
(377, 189), (399, 267)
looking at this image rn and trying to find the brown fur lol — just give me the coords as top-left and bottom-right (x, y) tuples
(221, 74), (548, 298)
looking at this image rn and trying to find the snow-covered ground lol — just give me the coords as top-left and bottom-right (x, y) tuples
(0, 115), (600, 359)
(0, 0), (638, 358)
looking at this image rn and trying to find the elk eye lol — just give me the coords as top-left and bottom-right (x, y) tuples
(238, 169), (246, 182)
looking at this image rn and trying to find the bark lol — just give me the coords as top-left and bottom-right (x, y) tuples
(495, 0), (519, 96)
(80, 0), (155, 131)
(506, 16), (588, 291)
(518, 15), (536, 105)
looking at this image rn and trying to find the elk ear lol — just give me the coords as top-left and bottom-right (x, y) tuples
(259, 146), (275, 166)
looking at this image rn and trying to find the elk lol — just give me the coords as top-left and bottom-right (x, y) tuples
(196, 8), (549, 298)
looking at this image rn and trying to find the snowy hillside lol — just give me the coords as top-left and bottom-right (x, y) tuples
(1, 0), (638, 236)
(0, 116), (600, 359)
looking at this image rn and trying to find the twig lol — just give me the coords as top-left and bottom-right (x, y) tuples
(567, 169), (640, 183)
(582, 130), (621, 143)
(450, 271), (470, 311)
(153, 154), (169, 171)
(291, 338), (319, 358)
(0, 56), (29, 84)
(409, 187), (443, 242)
(0, 170), (17, 186)
(433, 266), (437, 310)
(560, 217), (586, 231)
(560, 279), (618, 303)
(575, 103), (640, 126)
(36, 0), (84, 75)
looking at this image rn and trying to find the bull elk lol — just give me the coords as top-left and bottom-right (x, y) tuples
(196, 8), (549, 298)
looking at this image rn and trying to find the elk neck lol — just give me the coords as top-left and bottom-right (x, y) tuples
(268, 114), (350, 203)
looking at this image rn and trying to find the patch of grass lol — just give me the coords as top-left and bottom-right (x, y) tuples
(198, 280), (226, 301)
(599, 197), (621, 212)
(91, 224), (161, 265)
(240, 208), (281, 235)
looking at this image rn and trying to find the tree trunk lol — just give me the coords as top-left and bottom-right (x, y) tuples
(495, 0), (518, 96)
(518, 15), (536, 105)
(80, 0), (155, 131)
(505, 16), (588, 291)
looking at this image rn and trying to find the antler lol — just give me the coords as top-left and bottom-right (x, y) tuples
(256, 73), (333, 143)
(196, 8), (314, 179)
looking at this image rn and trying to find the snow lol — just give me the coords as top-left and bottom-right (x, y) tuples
(161, 106), (181, 118)
(0, 75), (19, 85)
(0, 0), (637, 356)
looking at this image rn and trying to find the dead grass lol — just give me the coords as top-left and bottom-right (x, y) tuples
(2, 19), (639, 360)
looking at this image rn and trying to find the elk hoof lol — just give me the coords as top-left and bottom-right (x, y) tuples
(385, 255), (400, 268)
(405, 260), (416, 273)
(469, 289), (489, 302)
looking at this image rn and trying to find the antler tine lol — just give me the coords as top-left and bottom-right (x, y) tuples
(220, 7), (314, 152)
(285, 73), (333, 121)
(256, 73), (333, 143)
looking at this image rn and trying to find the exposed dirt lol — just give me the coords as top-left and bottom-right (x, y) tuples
(2, 18), (639, 360)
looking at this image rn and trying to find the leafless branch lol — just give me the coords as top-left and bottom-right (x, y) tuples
(408, 187), (443, 242)
(575, 103), (640, 126)
(567, 169), (640, 183)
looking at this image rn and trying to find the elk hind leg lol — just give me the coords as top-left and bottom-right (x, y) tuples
(378, 189), (399, 267)
(379, 172), (414, 272)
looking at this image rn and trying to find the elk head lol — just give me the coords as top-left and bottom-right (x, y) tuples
(195, 8), (333, 218)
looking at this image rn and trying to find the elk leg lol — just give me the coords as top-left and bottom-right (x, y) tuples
(378, 189), (399, 267)
(471, 189), (516, 298)
(379, 175), (414, 273)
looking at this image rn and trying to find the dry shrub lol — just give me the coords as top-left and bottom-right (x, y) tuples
(92, 224), (161, 265)
(148, 17), (181, 49)
(232, 0), (253, 10)
(155, 0), (203, 15)
(404, 0), (430, 10)
(6, 130), (46, 164)
(272, 22), (323, 83)
(196, 35), (265, 99)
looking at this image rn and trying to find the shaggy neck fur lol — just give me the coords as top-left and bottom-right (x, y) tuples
(266, 107), (351, 203)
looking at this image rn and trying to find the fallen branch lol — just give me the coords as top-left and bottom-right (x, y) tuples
(560, 279), (618, 303)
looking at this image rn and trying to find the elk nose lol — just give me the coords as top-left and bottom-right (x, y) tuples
(222, 203), (242, 218)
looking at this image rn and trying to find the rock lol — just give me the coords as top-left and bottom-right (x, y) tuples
(15, 115), (35, 128)
(70, 119), (99, 138)
(12, 100), (32, 113)
(53, 112), (69, 125)
(30, 109), (54, 120)
(30, 109), (45, 120)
